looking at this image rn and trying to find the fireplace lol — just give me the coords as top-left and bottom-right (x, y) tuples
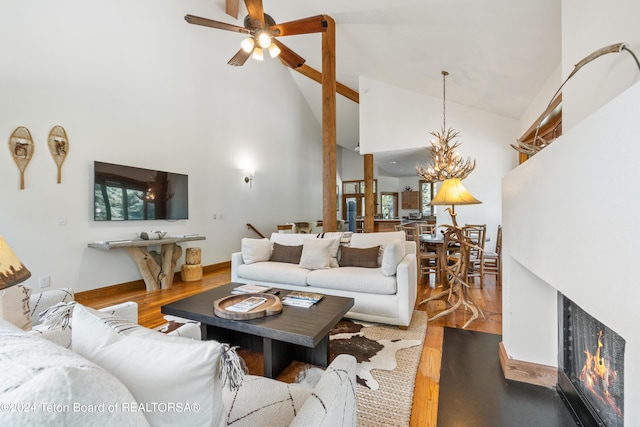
(558, 294), (625, 426)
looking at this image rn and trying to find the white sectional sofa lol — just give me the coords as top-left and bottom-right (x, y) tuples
(231, 231), (417, 327)
(0, 295), (357, 426)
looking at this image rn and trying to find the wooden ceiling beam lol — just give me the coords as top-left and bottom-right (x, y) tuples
(225, 0), (239, 19)
(294, 64), (360, 104)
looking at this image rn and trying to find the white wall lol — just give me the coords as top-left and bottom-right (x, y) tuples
(503, 2), (640, 422)
(359, 77), (519, 251)
(561, 0), (640, 129)
(503, 79), (640, 425)
(0, 0), (323, 292)
(518, 64), (562, 136)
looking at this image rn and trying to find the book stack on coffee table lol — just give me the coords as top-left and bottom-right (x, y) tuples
(282, 291), (324, 308)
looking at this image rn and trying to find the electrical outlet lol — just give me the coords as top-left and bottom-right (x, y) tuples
(57, 216), (67, 226)
(39, 276), (51, 288)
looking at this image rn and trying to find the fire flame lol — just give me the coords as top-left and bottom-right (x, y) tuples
(579, 330), (623, 417)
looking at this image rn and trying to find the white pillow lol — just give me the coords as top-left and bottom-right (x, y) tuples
(0, 285), (32, 331)
(309, 234), (341, 268)
(72, 304), (225, 427)
(241, 238), (272, 265)
(0, 318), (148, 427)
(381, 239), (406, 276)
(299, 238), (334, 270)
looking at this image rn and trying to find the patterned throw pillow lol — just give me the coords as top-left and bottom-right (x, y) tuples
(339, 246), (381, 268)
(0, 285), (32, 331)
(270, 243), (303, 264)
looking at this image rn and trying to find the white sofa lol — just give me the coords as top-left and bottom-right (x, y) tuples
(0, 289), (357, 426)
(231, 231), (417, 327)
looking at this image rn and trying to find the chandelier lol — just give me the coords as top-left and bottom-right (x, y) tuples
(416, 71), (476, 182)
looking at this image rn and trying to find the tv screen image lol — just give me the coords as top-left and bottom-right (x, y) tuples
(94, 161), (188, 221)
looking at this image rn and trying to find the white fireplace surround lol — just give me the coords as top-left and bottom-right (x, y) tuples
(502, 80), (640, 424)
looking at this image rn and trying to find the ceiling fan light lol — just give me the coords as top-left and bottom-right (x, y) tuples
(240, 37), (255, 53)
(268, 42), (281, 58)
(258, 33), (271, 48)
(252, 47), (264, 61)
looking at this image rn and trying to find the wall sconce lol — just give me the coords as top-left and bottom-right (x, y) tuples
(244, 170), (255, 188)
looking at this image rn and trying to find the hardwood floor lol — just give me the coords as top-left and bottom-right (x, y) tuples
(75, 267), (502, 427)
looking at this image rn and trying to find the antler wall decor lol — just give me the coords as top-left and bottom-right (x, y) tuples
(512, 42), (640, 157)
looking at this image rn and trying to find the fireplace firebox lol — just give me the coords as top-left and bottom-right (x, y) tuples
(558, 294), (625, 426)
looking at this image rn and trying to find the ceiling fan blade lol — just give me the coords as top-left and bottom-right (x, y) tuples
(228, 48), (252, 67)
(225, 0), (239, 19)
(184, 14), (250, 34)
(244, 0), (265, 28)
(270, 15), (328, 36)
(272, 39), (305, 69)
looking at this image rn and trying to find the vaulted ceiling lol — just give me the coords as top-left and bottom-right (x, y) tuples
(200, 0), (561, 175)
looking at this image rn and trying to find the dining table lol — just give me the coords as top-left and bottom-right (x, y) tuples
(420, 232), (491, 286)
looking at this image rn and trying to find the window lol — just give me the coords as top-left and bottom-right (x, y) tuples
(342, 179), (377, 220)
(419, 180), (437, 217)
(380, 192), (398, 219)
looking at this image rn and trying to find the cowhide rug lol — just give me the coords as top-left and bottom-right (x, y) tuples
(157, 316), (422, 391)
(327, 319), (422, 390)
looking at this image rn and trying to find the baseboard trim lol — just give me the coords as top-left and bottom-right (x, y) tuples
(76, 261), (231, 299)
(202, 261), (230, 275)
(498, 341), (557, 388)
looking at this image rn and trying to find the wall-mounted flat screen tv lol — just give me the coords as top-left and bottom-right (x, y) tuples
(94, 161), (188, 221)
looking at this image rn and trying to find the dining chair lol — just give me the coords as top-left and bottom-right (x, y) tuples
(402, 225), (418, 242)
(405, 225), (439, 285)
(418, 223), (436, 236)
(483, 225), (502, 286)
(464, 224), (486, 287)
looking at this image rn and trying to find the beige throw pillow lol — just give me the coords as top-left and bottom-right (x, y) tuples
(311, 234), (341, 267)
(72, 304), (225, 427)
(0, 285), (32, 331)
(241, 238), (272, 264)
(381, 239), (405, 276)
(299, 238), (334, 270)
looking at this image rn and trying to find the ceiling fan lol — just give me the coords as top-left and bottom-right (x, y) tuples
(185, 0), (328, 68)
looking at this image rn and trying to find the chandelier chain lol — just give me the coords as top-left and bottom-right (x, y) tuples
(442, 70), (447, 130)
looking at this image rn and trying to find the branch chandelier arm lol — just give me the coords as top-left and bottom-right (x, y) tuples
(416, 71), (477, 183)
(512, 43), (640, 156)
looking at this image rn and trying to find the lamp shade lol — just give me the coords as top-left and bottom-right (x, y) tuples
(429, 178), (481, 206)
(0, 236), (31, 290)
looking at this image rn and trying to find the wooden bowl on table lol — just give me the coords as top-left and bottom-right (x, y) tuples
(213, 293), (283, 320)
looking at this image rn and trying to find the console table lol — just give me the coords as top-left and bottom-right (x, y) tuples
(88, 235), (205, 291)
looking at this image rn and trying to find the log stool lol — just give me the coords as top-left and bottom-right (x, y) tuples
(181, 247), (202, 282)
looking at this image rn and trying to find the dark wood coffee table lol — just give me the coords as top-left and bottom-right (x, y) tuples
(161, 282), (354, 378)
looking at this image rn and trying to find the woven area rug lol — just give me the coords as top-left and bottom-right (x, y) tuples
(329, 311), (427, 427)
(157, 312), (427, 426)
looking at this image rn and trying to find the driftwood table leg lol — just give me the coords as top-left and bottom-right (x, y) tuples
(126, 247), (162, 291)
(159, 244), (182, 289)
